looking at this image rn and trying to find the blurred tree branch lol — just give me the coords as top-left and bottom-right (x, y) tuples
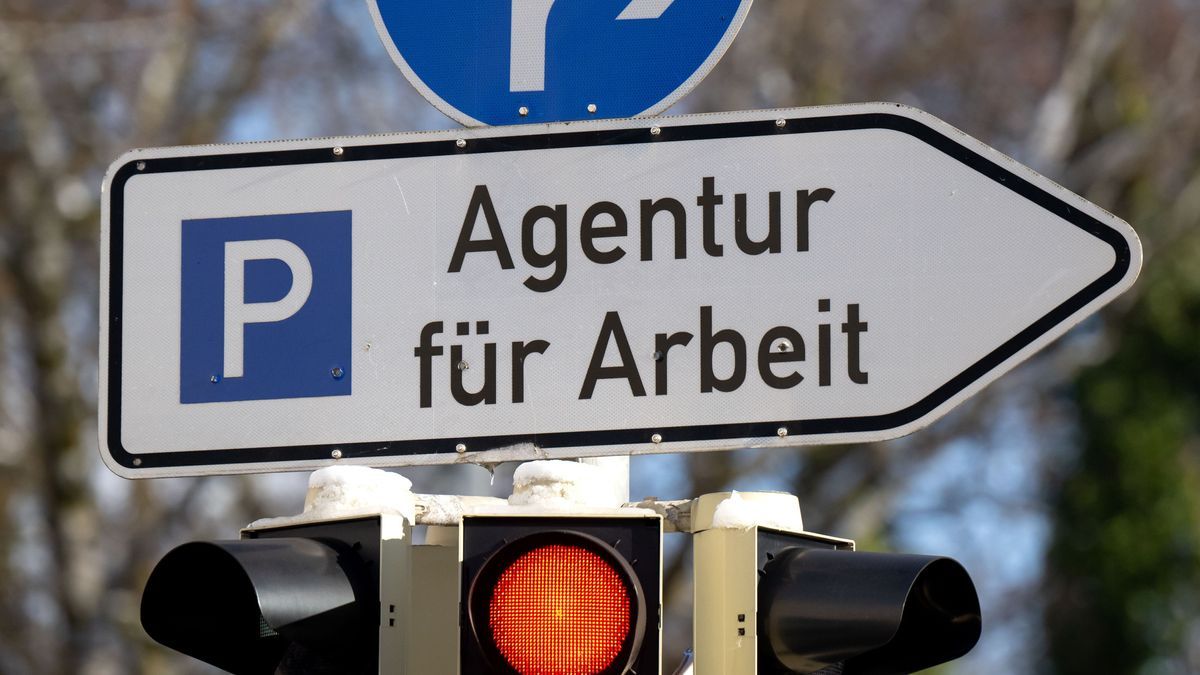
(0, 1), (1197, 673)
(0, 2), (406, 672)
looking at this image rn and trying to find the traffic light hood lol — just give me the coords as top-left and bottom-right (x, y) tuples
(141, 538), (374, 675)
(757, 549), (982, 674)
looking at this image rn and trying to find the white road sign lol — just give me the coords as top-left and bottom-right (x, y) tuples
(100, 104), (1141, 477)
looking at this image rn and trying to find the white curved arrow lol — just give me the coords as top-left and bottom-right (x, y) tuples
(510, 0), (679, 93)
(510, 0), (558, 92)
(617, 0), (678, 20)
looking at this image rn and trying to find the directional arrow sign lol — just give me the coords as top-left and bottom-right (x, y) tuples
(100, 104), (1141, 477)
(367, 0), (753, 126)
(617, 0), (679, 21)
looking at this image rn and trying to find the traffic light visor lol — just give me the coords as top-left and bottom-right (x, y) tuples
(759, 549), (981, 674)
(468, 531), (647, 675)
(141, 539), (366, 675)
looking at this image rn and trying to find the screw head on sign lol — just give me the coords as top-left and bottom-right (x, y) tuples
(456, 443), (467, 454)
(331, 449), (343, 460)
(777, 427), (789, 438)
(651, 433), (663, 444)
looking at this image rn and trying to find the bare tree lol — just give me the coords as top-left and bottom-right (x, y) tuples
(0, 2), (433, 672)
(1, 1), (1197, 673)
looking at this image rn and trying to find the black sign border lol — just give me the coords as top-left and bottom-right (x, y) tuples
(105, 111), (1134, 472)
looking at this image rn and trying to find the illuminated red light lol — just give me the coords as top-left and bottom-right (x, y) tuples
(488, 544), (632, 674)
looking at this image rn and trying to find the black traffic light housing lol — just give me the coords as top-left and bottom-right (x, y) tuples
(459, 514), (663, 675)
(693, 492), (981, 674)
(141, 515), (403, 675)
(757, 547), (981, 674)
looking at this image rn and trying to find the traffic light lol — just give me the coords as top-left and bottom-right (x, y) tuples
(141, 509), (662, 675)
(459, 513), (663, 675)
(141, 483), (973, 675)
(693, 492), (981, 674)
(141, 514), (409, 675)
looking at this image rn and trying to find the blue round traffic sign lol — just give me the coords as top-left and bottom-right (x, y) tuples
(368, 0), (753, 127)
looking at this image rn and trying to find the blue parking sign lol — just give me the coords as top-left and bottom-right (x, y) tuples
(179, 211), (352, 404)
(368, 0), (753, 126)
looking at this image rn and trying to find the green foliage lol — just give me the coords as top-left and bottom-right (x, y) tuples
(1044, 239), (1200, 674)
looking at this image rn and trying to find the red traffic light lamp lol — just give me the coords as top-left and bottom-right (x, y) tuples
(459, 514), (663, 675)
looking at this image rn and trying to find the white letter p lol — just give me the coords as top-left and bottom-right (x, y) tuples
(223, 239), (313, 379)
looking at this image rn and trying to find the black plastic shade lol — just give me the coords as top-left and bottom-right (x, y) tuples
(758, 549), (982, 674)
(141, 538), (372, 675)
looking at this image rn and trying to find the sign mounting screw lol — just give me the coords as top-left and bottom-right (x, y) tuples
(455, 443), (467, 454)
(518, 106), (529, 117)
(456, 139), (467, 149)
(331, 449), (343, 460)
(651, 433), (663, 444)
(331, 367), (345, 380)
(332, 146), (344, 157)
(650, 126), (662, 137)
(777, 427), (789, 438)
(136, 161), (146, 171)
(587, 103), (598, 114)
(775, 118), (787, 128)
